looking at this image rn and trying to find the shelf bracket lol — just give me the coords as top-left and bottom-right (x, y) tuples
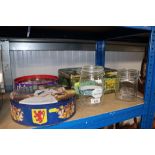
(27, 26), (31, 38)
(95, 41), (105, 66)
(141, 27), (155, 128)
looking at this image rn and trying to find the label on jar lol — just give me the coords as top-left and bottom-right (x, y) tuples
(95, 79), (103, 84)
(80, 85), (103, 98)
(92, 87), (103, 98)
(91, 98), (100, 104)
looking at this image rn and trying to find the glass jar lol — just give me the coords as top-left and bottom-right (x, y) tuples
(115, 69), (139, 101)
(79, 65), (104, 105)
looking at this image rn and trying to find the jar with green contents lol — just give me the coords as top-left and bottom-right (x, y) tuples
(79, 65), (104, 105)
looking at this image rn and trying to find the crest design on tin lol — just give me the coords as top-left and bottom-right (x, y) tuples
(32, 109), (47, 124)
(10, 105), (24, 122)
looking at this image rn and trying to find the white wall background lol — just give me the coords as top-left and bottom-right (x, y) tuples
(105, 51), (144, 70)
(10, 50), (95, 79)
(10, 49), (144, 79)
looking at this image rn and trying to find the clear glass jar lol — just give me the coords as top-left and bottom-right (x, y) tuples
(115, 69), (139, 101)
(79, 65), (104, 105)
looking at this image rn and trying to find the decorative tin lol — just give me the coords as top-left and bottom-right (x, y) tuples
(58, 67), (117, 94)
(10, 97), (76, 126)
(10, 85), (76, 126)
(58, 68), (81, 88)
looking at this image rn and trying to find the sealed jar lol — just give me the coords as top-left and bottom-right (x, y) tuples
(79, 65), (104, 105)
(115, 69), (139, 101)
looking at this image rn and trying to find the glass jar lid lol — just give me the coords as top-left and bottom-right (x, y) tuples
(81, 65), (104, 73)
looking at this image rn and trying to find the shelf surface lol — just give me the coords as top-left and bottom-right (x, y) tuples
(72, 93), (143, 120)
(0, 93), (143, 129)
(38, 93), (144, 129)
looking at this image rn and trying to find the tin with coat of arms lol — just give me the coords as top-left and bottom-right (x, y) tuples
(10, 76), (76, 126)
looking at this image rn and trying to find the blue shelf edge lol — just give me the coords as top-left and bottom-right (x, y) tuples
(141, 28), (155, 128)
(35, 103), (144, 129)
(151, 104), (155, 113)
(96, 41), (105, 66)
(123, 26), (152, 31)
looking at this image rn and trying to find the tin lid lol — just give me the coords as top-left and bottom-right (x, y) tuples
(14, 75), (58, 87)
(118, 69), (139, 78)
(10, 87), (76, 105)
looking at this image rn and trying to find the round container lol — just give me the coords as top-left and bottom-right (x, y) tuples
(79, 65), (104, 105)
(14, 75), (58, 92)
(115, 69), (139, 101)
(10, 85), (76, 126)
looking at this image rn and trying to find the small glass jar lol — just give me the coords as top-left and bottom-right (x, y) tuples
(79, 65), (104, 105)
(115, 69), (139, 101)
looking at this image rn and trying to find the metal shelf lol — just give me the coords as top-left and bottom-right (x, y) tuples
(36, 93), (144, 129)
(124, 26), (152, 31)
(0, 93), (144, 129)
(0, 26), (151, 43)
(36, 105), (144, 129)
(0, 26), (154, 129)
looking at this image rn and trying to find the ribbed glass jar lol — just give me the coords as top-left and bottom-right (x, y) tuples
(79, 65), (104, 105)
(115, 69), (139, 101)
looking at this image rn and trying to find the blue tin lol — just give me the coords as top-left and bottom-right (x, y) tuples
(10, 97), (76, 126)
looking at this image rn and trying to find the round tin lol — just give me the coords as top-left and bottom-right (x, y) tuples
(10, 97), (76, 126)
